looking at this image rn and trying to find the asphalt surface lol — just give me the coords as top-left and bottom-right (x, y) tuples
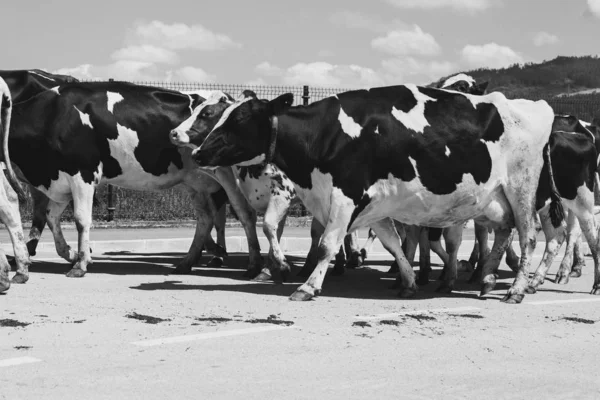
(1, 227), (600, 399)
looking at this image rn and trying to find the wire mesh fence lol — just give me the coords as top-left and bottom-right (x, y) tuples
(16, 80), (600, 222)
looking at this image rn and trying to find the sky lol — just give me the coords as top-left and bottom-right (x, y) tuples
(3, 0), (600, 87)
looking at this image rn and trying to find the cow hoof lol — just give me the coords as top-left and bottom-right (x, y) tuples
(569, 269), (582, 278)
(397, 286), (418, 299)
(289, 289), (315, 301)
(416, 274), (429, 286)
(500, 293), (524, 304)
(207, 257), (224, 269)
(11, 273), (29, 284)
(243, 268), (262, 279)
(556, 274), (570, 285)
(171, 265), (192, 275)
(252, 269), (272, 282)
(0, 279), (9, 293)
(524, 286), (537, 294)
(479, 282), (496, 297)
(387, 262), (399, 274)
(66, 268), (86, 278)
(590, 287), (600, 295)
(436, 281), (454, 294)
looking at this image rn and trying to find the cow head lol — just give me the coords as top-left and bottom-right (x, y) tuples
(437, 73), (489, 95)
(170, 91), (233, 148)
(192, 93), (294, 167)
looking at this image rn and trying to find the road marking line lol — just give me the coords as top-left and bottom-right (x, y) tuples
(355, 306), (482, 320)
(131, 325), (294, 347)
(0, 357), (42, 367)
(528, 298), (600, 306)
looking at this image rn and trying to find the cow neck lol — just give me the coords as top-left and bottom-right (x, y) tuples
(266, 115), (278, 164)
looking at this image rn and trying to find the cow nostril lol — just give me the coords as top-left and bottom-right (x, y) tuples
(170, 130), (178, 139)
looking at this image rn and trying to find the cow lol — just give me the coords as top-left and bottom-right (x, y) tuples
(523, 115), (600, 292)
(191, 84), (559, 304)
(7, 81), (263, 279)
(0, 77), (31, 292)
(171, 91), (364, 282)
(0, 70), (228, 283)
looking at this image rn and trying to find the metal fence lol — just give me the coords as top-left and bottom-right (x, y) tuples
(17, 81), (600, 222)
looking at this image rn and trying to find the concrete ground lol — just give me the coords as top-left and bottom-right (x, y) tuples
(1, 227), (600, 400)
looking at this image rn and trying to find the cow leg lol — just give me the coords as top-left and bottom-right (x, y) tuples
(0, 178), (30, 286)
(216, 169), (263, 278)
(567, 196), (600, 295)
(468, 223), (490, 283)
(46, 200), (77, 264)
(26, 188), (49, 257)
(504, 232), (520, 273)
(0, 249), (9, 293)
(66, 182), (95, 278)
(436, 224), (464, 293)
(358, 228), (377, 265)
(254, 194), (292, 283)
(173, 191), (214, 274)
(344, 231), (364, 269)
(331, 245), (347, 276)
(390, 224), (419, 288)
(299, 218), (323, 277)
(205, 203), (227, 268)
(479, 227), (513, 296)
(429, 228), (450, 281)
(290, 202), (354, 301)
(389, 221), (407, 274)
(373, 219), (418, 298)
(570, 233), (586, 278)
(555, 211), (579, 284)
(501, 204), (539, 305)
(0, 181), (31, 285)
(526, 208), (567, 293)
(417, 227), (431, 285)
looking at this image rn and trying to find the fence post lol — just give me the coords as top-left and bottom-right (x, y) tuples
(301, 85), (310, 216)
(302, 85), (310, 106)
(106, 78), (116, 222)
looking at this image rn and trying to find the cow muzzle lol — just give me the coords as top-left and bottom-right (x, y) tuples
(170, 129), (191, 147)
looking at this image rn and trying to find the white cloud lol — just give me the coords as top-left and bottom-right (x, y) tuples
(381, 57), (458, 85)
(245, 77), (268, 86)
(170, 66), (215, 82)
(372, 25), (441, 57)
(461, 43), (524, 69)
(588, 0), (600, 17)
(54, 62), (216, 82)
(385, 0), (495, 13)
(282, 62), (385, 87)
(129, 20), (240, 51)
(533, 32), (559, 47)
(111, 45), (179, 64)
(255, 62), (284, 76)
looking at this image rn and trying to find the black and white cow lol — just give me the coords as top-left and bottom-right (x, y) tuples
(171, 91), (363, 282)
(522, 115), (600, 293)
(0, 77), (30, 292)
(192, 84), (559, 304)
(7, 81), (263, 279)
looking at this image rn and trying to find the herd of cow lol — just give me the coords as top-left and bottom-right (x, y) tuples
(0, 69), (599, 306)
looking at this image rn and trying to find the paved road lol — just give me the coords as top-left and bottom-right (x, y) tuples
(1, 228), (600, 399)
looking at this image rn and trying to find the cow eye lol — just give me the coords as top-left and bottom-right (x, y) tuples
(200, 110), (212, 118)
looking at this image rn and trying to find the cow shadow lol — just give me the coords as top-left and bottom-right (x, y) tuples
(129, 263), (501, 301)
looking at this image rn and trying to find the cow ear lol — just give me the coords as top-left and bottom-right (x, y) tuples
(475, 81), (489, 95)
(238, 90), (258, 101)
(189, 93), (205, 109)
(267, 93), (294, 116)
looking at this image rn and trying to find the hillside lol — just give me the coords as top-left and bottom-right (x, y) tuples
(436, 56), (600, 100)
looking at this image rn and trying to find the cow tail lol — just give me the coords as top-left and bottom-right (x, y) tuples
(0, 78), (26, 203)
(543, 143), (564, 228)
